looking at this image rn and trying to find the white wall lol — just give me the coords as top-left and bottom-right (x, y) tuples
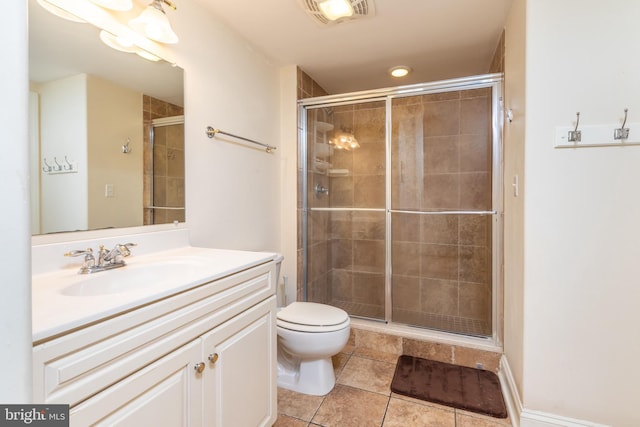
(279, 65), (299, 305)
(87, 75), (143, 230)
(0, 0), (32, 403)
(520, 1), (640, 425)
(39, 74), (88, 233)
(502, 0), (526, 404)
(172, 2), (282, 255)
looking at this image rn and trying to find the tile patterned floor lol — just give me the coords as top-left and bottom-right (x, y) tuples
(274, 345), (512, 427)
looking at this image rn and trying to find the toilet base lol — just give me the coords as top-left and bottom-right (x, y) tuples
(277, 357), (335, 396)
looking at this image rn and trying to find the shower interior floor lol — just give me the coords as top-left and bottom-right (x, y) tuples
(329, 300), (491, 338)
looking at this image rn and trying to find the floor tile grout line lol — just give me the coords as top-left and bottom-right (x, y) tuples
(379, 394), (393, 427)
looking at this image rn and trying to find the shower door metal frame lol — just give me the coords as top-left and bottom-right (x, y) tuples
(299, 73), (504, 344)
(148, 115), (186, 224)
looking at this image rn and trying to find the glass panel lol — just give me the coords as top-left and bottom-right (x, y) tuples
(391, 212), (492, 336)
(390, 88), (494, 336)
(305, 101), (386, 320)
(145, 120), (185, 225)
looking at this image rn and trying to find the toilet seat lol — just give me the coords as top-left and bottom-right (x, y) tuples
(277, 302), (350, 333)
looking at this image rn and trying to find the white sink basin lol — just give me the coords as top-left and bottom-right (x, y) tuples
(60, 259), (207, 297)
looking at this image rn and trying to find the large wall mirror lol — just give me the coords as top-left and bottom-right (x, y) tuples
(29, 0), (185, 235)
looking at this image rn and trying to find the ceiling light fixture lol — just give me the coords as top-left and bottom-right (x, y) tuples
(389, 66), (411, 78)
(129, 0), (179, 44)
(317, 0), (354, 21)
(329, 128), (360, 151)
(89, 0), (133, 11)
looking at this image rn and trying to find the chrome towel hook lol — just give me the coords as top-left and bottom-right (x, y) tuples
(42, 158), (52, 173)
(568, 112), (581, 142)
(614, 108), (630, 140)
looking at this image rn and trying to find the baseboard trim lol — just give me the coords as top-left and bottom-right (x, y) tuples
(499, 356), (609, 427)
(520, 410), (609, 427)
(499, 355), (522, 427)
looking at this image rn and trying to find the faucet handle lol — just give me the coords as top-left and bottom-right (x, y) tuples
(64, 248), (94, 258)
(64, 248), (96, 271)
(118, 242), (137, 257)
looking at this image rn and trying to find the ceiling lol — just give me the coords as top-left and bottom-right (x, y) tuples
(195, 0), (513, 94)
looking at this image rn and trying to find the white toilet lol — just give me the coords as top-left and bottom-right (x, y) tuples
(276, 301), (350, 396)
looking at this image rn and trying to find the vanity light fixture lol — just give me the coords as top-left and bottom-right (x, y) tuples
(389, 65), (411, 78)
(317, 0), (354, 21)
(36, 0), (86, 23)
(129, 0), (179, 44)
(135, 49), (162, 62)
(89, 0), (133, 11)
(99, 30), (137, 53)
(329, 128), (360, 151)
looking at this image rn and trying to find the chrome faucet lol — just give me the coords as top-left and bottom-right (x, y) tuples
(65, 243), (137, 274)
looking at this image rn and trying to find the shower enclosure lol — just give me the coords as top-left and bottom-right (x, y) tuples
(143, 115), (185, 225)
(299, 74), (502, 339)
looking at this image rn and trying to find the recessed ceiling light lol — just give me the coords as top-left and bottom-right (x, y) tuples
(389, 66), (411, 78)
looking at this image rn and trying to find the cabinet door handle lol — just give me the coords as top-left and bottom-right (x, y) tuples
(208, 353), (219, 364)
(194, 362), (205, 374)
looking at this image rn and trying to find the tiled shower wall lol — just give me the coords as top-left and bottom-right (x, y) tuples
(142, 95), (185, 225)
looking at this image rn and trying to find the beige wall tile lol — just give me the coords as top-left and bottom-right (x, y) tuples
(424, 135), (460, 174)
(421, 215), (459, 245)
(352, 239), (385, 273)
(421, 278), (459, 316)
(351, 211), (385, 240)
(353, 175), (385, 208)
(352, 272), (384, 305)
(402, 338), (453, 364)
(392, 241), (421, 276)
(452, 346), (502, 373)
(392, 275), (421, 312)
(421, 243), (459, 280)
(424, 100), (460, 137)
(356, 329), (403, 354)
(423, 173), (460, 209)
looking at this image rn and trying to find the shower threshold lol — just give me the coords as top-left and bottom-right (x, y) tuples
(330, 300), (491, 338)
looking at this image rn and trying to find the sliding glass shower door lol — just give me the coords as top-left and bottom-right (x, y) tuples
(390, 89), (495, 336)
(305, 100), (387, 320)
(301, 75), (502, 338)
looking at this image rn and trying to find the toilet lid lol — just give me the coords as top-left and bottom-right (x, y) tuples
(277, 302), (348, 327)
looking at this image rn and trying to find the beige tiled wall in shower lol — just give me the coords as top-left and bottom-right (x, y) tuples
(142, 95), (184, 225)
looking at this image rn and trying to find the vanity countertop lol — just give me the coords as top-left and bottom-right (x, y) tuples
(32, 246), (277, 343)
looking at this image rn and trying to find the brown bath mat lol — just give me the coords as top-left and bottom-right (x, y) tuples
(390, 355), (507, 418)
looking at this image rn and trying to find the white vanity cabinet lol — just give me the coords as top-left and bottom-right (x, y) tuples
(32, 259), (278, 427)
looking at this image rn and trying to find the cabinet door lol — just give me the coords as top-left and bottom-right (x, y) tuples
(70, 340), (203, 427)
(202, 296), (276, 427)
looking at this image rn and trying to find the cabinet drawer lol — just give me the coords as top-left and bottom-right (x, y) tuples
(33, 261), (276, 406)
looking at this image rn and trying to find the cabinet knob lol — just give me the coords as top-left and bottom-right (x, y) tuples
(194, 362), (205, 374)
(208, 353), (219, 364)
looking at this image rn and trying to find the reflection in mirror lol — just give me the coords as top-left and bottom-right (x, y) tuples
(28, 0), (184, 235)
